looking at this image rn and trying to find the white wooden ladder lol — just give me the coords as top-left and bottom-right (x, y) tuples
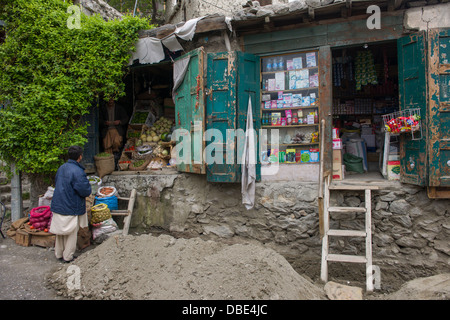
(110, 189), (137, 236)
(320, 179), (379, 292)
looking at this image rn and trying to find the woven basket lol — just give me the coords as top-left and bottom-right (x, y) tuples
(118, 153), (131, 171)
(132, 150), (153, 160)
(157, 143), (173, 160)
(94, 153), (115, 178)
(129, 158), (151, 171)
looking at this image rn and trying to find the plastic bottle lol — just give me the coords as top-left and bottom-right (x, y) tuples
(267, 58), (273, 72)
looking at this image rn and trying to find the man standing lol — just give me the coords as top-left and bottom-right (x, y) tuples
(99, 97), (129, 154)
(50, 146), (91, 263)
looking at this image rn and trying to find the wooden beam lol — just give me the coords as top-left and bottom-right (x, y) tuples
(346, 0), (352, 16)
(195, 16), (228, 34)
(427, 187), (450, 199)
(308, 6), (315, 20)
(388, 0), (404, 11)
(138, 16), (228, 40)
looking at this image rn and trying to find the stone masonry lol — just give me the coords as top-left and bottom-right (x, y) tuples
(103, 172), (450, 280)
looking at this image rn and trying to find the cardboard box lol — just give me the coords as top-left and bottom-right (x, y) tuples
(332, 149), (343, 180)
(388, 154), (400, 161)
(332, 161), (343, 180)
(332, 149), (343, 163)
(332, 138), (343, 149)
(387, 160), (401, 180)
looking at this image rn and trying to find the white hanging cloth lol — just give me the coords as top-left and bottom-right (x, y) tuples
(241, 96), (256, 210)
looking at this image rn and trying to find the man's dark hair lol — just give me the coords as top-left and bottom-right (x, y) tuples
(68, 145), (83, 161)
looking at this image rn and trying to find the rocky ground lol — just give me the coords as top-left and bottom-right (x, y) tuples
(1, 219), (449, 301)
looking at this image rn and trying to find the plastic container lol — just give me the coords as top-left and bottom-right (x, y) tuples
(87, 176), (102, 195)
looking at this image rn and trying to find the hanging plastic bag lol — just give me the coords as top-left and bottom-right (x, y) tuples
(38, 187), (55, 207)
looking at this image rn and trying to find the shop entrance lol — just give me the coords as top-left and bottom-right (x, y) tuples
(97, 61), (176, 172)
(331, 41), (399, 181)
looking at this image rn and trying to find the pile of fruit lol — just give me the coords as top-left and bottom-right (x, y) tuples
(28, 206), (52, 232)
(137, 117), (173, 147)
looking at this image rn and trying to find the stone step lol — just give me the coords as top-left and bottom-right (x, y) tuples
(1, 193), (11, 203)
(4, 200), (32, 213)
(0, 176), (9, 185)
(0, 184), (11, 193)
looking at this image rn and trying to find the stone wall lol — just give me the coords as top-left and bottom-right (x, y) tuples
(103, 172), (450, 279)
(164, 0), (290, 24)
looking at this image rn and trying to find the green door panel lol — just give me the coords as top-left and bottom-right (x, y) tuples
(206, 51), (261, 183)
(428, 28), (450, 186)
(174, 47), (206, 174)
(397, 32), (428, 186)
(206, 52), (238, 182)
(236, 52), (261, 182)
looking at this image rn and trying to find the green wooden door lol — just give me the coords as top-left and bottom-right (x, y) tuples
(205, 52), (238, 182)
(205, 51), (261, 183)
(397, 32), (428, 186)
(174, 47), (206, 174)
(428, 28), (450, 187)
(236, 52), (261, 182)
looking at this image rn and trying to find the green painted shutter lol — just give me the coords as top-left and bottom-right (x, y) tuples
(428, 28), (450, 187)
(397, 32), (428, 186)
(205, 51), (261, 183)
(174, 48), (206, 174)
(205, 51), (238, 182)
(236, 52), (261, 182)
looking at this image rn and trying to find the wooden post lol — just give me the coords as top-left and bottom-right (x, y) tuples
(365, 189), (374, 293)
(10, 163), (23, 222)
(122, 189), (136, 236)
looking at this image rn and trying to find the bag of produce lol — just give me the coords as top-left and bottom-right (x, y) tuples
(97, 186), (117, 197)
(94, 195), (118, 211)
(29, 206), (52, 231)
(92, 218), (118, 240)
(94, 152), (115, 178)
(90, 203), (112, 224)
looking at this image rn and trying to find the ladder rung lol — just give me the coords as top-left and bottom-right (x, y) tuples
(327, 254), (367, 263)
(329, 185), (380, 190)
(328, 207), (366, 213)
(327, 229), (366, 237)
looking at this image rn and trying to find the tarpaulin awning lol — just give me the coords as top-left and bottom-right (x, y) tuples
(129, 16), (205, 66)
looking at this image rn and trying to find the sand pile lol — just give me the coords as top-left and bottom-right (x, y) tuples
(48, 233), (326, 300)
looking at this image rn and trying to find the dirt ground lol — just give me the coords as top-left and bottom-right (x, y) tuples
(1, 218), (449, 301)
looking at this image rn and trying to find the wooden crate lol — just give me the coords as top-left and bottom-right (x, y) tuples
(15, 229), (31, 247)
(30, 234), (55, 248)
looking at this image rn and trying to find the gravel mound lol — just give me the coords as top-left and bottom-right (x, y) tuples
(49, 233), (326, 300)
